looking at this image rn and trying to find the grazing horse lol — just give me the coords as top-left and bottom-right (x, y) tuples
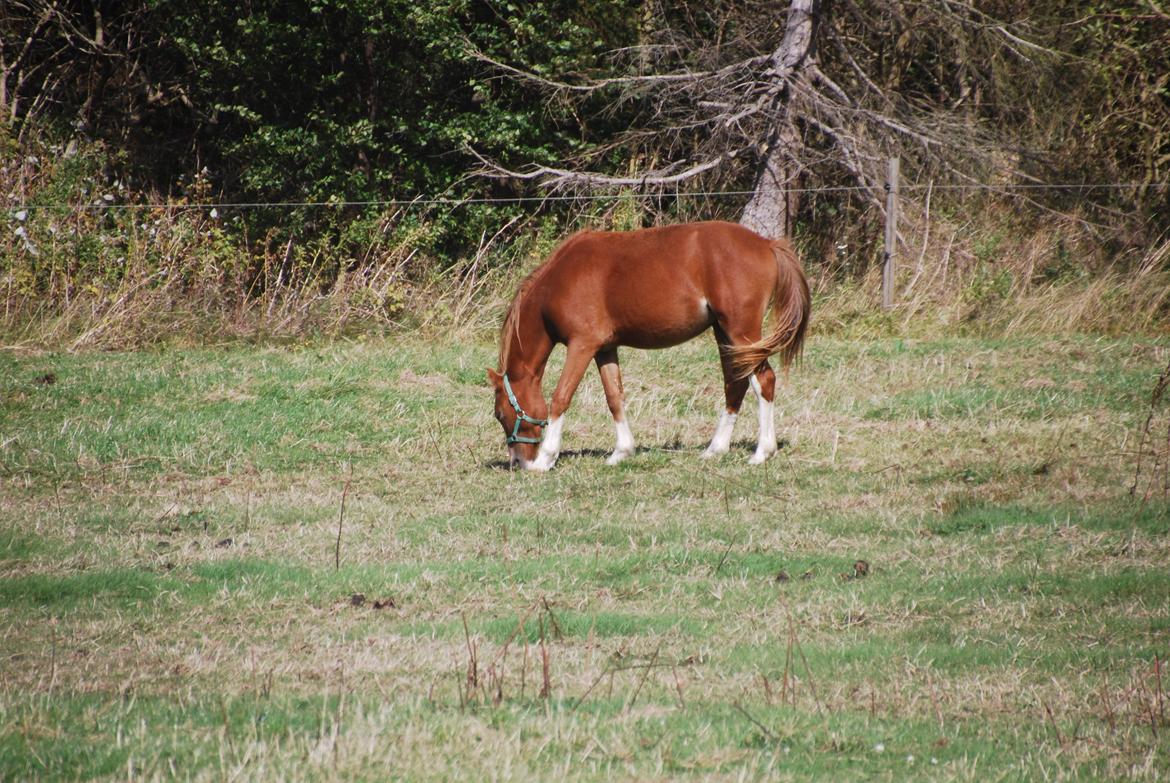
(488, 221), (810, 471)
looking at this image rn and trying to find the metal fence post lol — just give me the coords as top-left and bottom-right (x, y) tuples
(882, 157), (900, 310)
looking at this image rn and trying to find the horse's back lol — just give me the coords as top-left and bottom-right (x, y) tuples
(550, 221), (773, 283)
(538, 222), (779, 349)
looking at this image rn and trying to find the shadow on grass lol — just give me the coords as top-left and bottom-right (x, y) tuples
(482, 447), (628, 471)
(482, 438), (790, 470)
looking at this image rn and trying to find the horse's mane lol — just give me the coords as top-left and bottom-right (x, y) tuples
(497, 231), (589, 370)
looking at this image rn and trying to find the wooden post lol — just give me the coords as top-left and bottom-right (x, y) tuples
(882, 157), (899, 310)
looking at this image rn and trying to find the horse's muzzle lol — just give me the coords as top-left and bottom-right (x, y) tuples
(508, 445), (531, 470)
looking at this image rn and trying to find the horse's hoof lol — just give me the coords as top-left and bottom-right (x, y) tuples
(529, 451), (557, 471)
(748, 450), (774, 465)
(606, 450), (632, 466)
(700, 449), (724, 460)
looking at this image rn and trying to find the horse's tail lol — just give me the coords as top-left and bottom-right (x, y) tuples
(726, 238), (811, 380)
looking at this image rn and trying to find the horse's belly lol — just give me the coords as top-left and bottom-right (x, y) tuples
(610, 298), (712, 349)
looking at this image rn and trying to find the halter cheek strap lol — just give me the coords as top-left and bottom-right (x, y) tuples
(502, 374), (548, 445)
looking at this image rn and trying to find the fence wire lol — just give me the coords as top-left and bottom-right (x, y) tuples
(6, 181), (1165, 213)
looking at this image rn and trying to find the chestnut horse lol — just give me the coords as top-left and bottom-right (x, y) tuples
(488, 221), (810, 470)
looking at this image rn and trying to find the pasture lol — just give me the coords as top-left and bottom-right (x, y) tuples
(2, 333), (1168, 780)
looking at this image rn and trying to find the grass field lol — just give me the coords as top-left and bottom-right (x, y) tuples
(2, 332), (1168, 780)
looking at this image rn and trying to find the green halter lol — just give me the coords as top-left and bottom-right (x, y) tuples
(503, 374), (548, 445)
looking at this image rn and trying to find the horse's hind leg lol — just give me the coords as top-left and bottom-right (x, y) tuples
(702, 324), (752, 459)
(596, 349), (635, 465)
(748, 362), (778, 465)
(703, 321), (778, 464)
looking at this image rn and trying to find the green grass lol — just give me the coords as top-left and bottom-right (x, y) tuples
(2, 333), (1168, 780)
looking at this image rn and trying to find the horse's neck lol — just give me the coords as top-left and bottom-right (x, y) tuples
(505, 296), (554, 383)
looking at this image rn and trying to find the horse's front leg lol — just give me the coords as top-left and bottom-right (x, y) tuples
(595, 349), (634, 465)
(530, 342), (596, 471)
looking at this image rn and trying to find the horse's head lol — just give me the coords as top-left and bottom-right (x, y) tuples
(487, 368), (548, 467)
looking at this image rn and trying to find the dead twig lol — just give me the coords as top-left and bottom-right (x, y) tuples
(781, 597), (824, 713)
(732, 702), (777, 742)
(1130, 353), (1170, 505)
(333, 463), (353, 570)
(538, 617), (552, 699)
(626, 645), (662, 712)
(1043, 701), (1067, 749)
(927, 670), (945, 731)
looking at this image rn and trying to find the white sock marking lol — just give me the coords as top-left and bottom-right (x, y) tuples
(529, 415), (564, 471)
(702, 410), (737, 458)
(607, 418), (635, 465)
(749, 375), (777, 465)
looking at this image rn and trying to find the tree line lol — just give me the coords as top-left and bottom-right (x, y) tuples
(3, 1), (1167, 256)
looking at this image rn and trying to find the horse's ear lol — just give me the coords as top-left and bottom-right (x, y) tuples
(486, 368), (502, 388)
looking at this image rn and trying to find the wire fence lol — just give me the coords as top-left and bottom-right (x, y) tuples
(6, 181), (1164, 212)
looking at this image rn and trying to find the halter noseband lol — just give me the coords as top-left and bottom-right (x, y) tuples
(502, 374), (548, 445)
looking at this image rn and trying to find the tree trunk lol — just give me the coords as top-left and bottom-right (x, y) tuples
(740, 0), (821, 239)
(741, 122), (803, 239)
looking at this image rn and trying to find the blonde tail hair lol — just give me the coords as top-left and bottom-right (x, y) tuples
(725, 239), (811, 379)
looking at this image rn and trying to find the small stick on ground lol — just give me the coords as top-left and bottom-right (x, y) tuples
(541, 596), (563, 640)
(521, 632), (530, 700)
(47, 616), (58, 696)
(462, 614), (478, 693)
(1100, 676), (1116, 733)
(781, 598), (823, 713)
(491, 602), (538, 669)
(781, 628), (794, 706)
(672, 665), (686, 708)
(792, 633), (822, 713)
(732, 702), (777, 743)
(1130, 354), (1170, 504)
(334, 463), (353, 571)
(1043, 701), (1067, 749)
(539, 617), (551, 699)
(1156, 654), (1166, 725)
(713, 540), (733, 576)
(927, 670), (945, 731)
(1144, 663), (1161, 739)
(571, 664), (613, 714)
(217, 694), (236, 756)
(626, 645), (662, 711)
(713, 483), (734, 577)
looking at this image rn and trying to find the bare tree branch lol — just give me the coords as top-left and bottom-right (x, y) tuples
(468, 0), (1087, 238)
(466, 41), (769, 95)
(469, 146), (740, 190)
